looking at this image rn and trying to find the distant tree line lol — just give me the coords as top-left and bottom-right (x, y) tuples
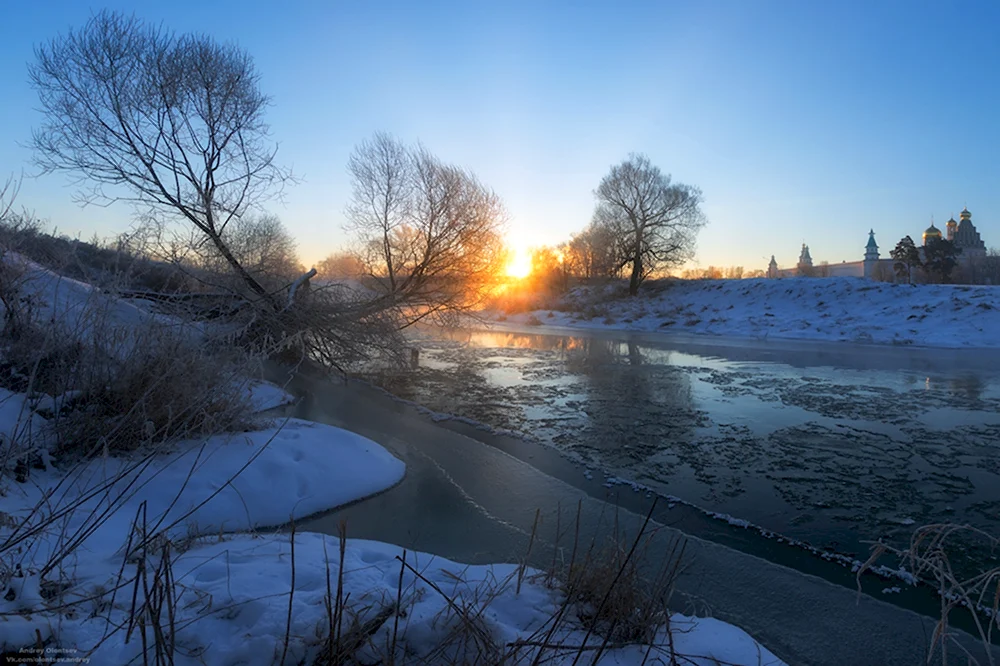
(680, 266), (766, 280)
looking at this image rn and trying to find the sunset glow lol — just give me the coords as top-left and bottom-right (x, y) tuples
(505, 248), (532, 279)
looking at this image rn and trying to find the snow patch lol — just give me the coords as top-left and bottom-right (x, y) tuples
(244, 380), (296, 412)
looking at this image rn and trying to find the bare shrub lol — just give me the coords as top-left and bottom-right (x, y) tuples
(49, 330), (255, 456)
(174, 212), (303, 297)
(549, 504), (687, 650)
(316, 252), (365, 279)
(0, 176), (17, 224)
(487, 287), (548, 316)
(0, 250), (254, 460)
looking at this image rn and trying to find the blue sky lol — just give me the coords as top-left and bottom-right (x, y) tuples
(1, 0), (998, 271)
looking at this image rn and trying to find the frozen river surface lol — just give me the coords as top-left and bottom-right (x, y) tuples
(366, 326), (1000, 566)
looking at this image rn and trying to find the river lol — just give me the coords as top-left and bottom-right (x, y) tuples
(364, 325), (1000, 573)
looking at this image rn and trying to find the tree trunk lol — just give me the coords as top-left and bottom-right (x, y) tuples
(628, 247), (642, 296)
(207, 230), (273, 305)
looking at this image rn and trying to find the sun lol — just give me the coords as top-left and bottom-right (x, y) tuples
(505, 248), (532, 279)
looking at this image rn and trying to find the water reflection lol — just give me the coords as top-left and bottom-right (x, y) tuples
(381, 326), (1000, 567)
(949, 374), (984, 401)
(438, 328), (589, 352)
(552, 338), (702, 467)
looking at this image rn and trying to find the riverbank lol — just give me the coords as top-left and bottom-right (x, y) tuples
(0, 369), (785, 664)
(0, 262), (786, 664)
(490, 277), (1000, 348)
(281, 367), (1000, 666)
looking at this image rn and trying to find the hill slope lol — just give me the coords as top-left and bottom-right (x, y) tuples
(499, 277), (1000, 348)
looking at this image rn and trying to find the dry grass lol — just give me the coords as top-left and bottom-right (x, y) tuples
(858, 523), (1000, 666)
(560, 523), (685, 645)
(46, 330), (256, 457)
(0, 273), (255, 460)
(0, 203), (264, 463)
(305, 501), (712, 666)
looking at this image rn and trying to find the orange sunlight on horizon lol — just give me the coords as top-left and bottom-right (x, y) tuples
(505, 247), (532, 279)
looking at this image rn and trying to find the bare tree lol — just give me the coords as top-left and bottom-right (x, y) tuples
(346, 133), (508, 325)
(526, 246), (568, 293)
(594, 154), (705, 295)
(979, 249), (1000, 285)
(0, 175), (19, 225)
(562, 222), (622, 279)
(29, 11), (292, 304)
(192, 213), (301, 292)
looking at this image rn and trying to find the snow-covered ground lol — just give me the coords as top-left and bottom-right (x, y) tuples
(498, 277), (1000, 348)
(3, 529), (785, 666)
(0, 264), (785, 665)
(13, 253), (205, 347)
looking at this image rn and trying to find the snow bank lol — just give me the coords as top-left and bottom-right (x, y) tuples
(42, 533), (784, 666)
(0, 418), (405, 567)
(13, 255), (203, 346)
(500, 277), (1000, 348)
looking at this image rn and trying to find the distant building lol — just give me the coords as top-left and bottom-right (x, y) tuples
(767, 206), (989, 280)
(948, 208), (987, 258)
(922, 222), (942, 245)
(797, 243), (813, 274)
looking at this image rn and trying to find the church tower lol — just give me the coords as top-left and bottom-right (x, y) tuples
(797, 243), (813, 275)
(863, 229), (879, 278)
(953, 207), (986, 258)
(767, 255), (778, 279)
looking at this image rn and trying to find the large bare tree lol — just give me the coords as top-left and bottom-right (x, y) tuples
(29, 11), (292, 303)
(346, 133), (508, 324)
(594, 154), (705, 295)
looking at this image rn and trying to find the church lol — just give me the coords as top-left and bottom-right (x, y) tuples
(766, 207), (988, 279)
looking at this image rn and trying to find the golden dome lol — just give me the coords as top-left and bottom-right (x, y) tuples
(923, 224), (942, 243)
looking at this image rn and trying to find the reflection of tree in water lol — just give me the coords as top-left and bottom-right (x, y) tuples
(948, 374), (984, 401)
(435, 327), (588, 353)
(559, 339), (704, 472)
